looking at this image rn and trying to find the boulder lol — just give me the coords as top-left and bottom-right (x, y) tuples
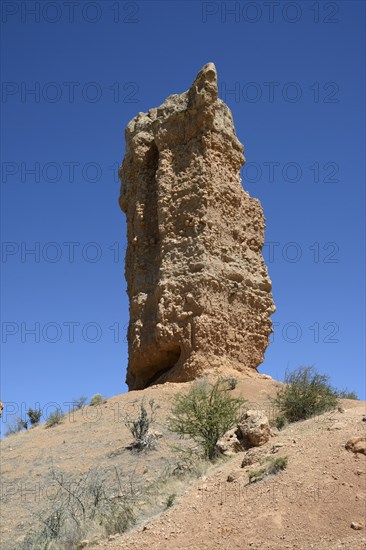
(238, 410), (271, 448)
(345, 436), (366, 455)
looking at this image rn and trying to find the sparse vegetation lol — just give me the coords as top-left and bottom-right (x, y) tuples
(274, 366), (339, 423)
(124, 399), (157, 452)
(275, 414), (288, 431)
(170, 451), (207, 478)
(27, 408), (42, 426)
(141, 457), (208, 519)
(22, 467), (137, 549)
(336, 389), (359, 400)
(223, 376), (238, 390)
(5, 417), (28, 436)
(45, 408), (63, 428)
(89, 393), (106, 406)
(22, 458), (204, 549)
(102, 496), (135, 537)
(168, 378), (245, 461)
(165, 493), (176, 508)
(7, 371), (360, 549)
(71, 395), (88, 410)
(248, 456), (288, 483)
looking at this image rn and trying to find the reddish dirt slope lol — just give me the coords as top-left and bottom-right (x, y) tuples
(99, 400), (366, 550)
(1, 375), (365, 550)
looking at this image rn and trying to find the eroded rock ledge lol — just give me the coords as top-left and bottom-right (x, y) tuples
(119, 63), (275, 390)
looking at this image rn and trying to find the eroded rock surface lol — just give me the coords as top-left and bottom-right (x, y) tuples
(345, 437), (366, 455)
(216, 427), (244, 456)
(237, 409), (272, 448)
(119, 63), (275, 390)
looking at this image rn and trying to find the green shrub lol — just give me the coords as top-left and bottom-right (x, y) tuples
(168, 378), (245, 461)
(124, 399), (157, 452)
(222, 376), (238, 390)
(45, 408), (63, 428)
(89, 393), (106, 406)
(275, 414), (288, 431)
(72, 396), (88, 410)
(27, 408), (42, 426)
(248, 456), (288, 483)
(274, 366), (339, 422)
(165, 493), (176, 508)
(266, 455), (288, 474)
(248, 466), (267, 483)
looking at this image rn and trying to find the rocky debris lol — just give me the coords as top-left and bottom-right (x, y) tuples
(227, 472), (241, 482)
(119, 62), (275, 390)
(241, 448), (264, 468)
(237, 409), (271, 448)
(350, 522), (364, 530)
(216, 427), (244, 456)
(216, 409), (272, 456)
(271, 443), (285, 454)
(345, 437), (366, 455)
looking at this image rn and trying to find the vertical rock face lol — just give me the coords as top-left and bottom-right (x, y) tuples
(119, 63), (275, 391)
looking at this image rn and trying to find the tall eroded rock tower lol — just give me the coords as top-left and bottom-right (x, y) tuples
(119, 63), (275, 390)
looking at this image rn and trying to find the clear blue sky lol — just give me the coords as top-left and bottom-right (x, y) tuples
(1, 1), (365, 427)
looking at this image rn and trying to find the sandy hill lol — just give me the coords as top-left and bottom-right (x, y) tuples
(1, 375), (365, 550)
